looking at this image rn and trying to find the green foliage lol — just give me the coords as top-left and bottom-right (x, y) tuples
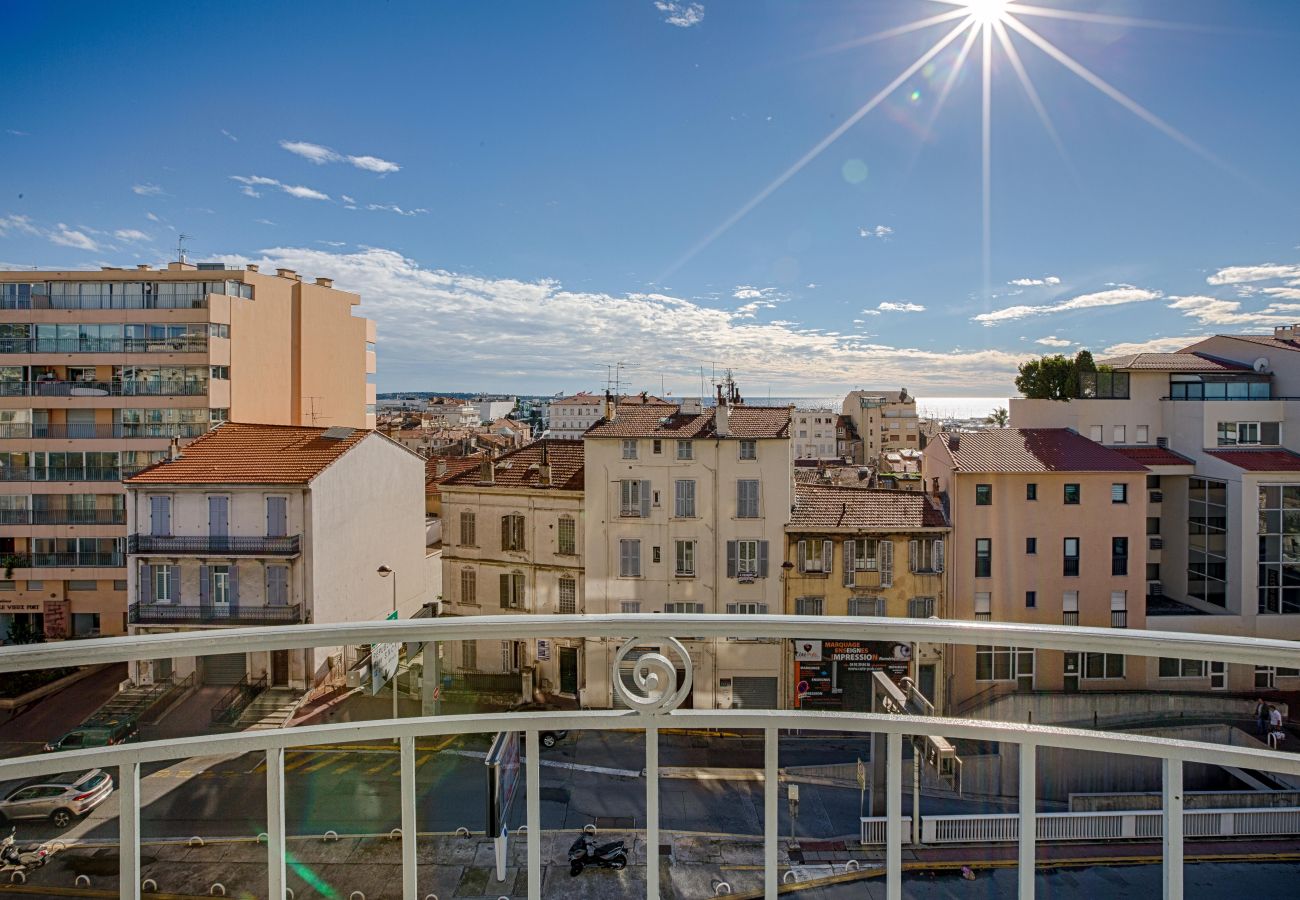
(1015, 350), (1097, 401)
(986, 407), (1009, 427)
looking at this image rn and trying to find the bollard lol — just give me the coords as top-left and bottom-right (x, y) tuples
(209, 884), (226, 896)
(454, 826), (470, 838)
(256, 832), (269, 844)
(583, 823), (597, 835)
(142, 878), (158, 892)
(714, 881), (732, 895)
(845, 859), (860, 872)
(188, 836), (205, 847)
(783, 870), (797, 884)
(10, 872), (25, 884)
(389, 828), (402, 841)
(323, 830), (340, 842)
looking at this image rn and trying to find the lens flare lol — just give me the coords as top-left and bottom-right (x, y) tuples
(963, 0), (1011, 26)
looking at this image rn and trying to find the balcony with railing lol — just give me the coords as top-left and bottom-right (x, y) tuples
(128, 534), (302, 556)
(0, 508), (126, 525)
(129, 601), (302, 626)
(0, 337), (209, 355)
(7, 551), (125, 568)
(0, 380), (208, 398)
(0, 422), (210, 440)
(0, 467), (132, 482)
(0, 615), (1298, 900)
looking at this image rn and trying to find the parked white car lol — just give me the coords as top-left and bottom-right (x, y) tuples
(0, 770), (114, 829)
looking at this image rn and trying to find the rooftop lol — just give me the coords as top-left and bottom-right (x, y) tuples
(442, 438), (584, 491)
(1096, 352), (1252, 372)
(936, 428), (1148, 473)
(1195, 333), (1300, 353)
(1205, 449), (1300, 472)
(1110, 446), (1196, 467)
(585, 403), (791, 440)
(791, 483), (948, 530)
(125, 423), (372, 485)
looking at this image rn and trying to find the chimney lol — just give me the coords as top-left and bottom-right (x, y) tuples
(276, 268), (299, 281)
(246, 264), (259, 273)
(168, 437), (181, 461)
(1278, 325), (1299, 341)
(136, 264), (151, 271)
(931, 477), (941, 498)
(948, 433), (960, 450)
(436, 459), (447, 477)
(604, 390), (616, 421)
(315, 277), (334, 288)
(715, 390), (731, 437)
(480, 457), (495, 484)
(540, 444), (552, 487)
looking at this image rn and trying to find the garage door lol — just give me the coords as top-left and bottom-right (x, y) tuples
(203, 653), (248, 685)
(731, 676), (778, 710)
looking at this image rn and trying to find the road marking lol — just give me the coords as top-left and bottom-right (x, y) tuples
(365, 761), (391, 775)
(283, 753), (318, 772)
(415, 753), (432, 768)
(442, 749), (640, 778)
(300, 756), (335, 774)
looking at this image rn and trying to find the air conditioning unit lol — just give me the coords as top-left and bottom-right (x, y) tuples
(1149, 582), (1164, 597)
(1149, 537), (1164, 550)
(1156, 437), (1169, 448)
(1150, 491), (1164, 503)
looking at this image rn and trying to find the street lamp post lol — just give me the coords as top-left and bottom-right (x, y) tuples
(377, 565), (397, 725)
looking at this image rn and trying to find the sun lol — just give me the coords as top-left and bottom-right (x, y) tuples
(961, 0), (1011, 26)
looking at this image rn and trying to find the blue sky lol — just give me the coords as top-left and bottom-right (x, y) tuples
(2, 0), (1299, 396)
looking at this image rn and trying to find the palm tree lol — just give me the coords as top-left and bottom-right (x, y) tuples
(987, 407), (1009, 428)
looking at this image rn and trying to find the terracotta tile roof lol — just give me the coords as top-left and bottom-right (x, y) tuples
(442, 439), (585, 491)
(791, 483), (948, 530)
(425, 455), (483, 488)
(1205, 449), (1300, 471)
(125, 423), (374, 484)
(1110, 446), (1195, 467)
(1097, 352), (1251, 371)
(1198, 334), (1300, 353)
(937, 429), (1148, 473)
(585, 404), (791, 440)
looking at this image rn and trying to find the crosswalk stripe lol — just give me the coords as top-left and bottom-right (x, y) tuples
(415, 754), (432, 768)
(300, 756), (334, 774)
(283, 753), (318, 772)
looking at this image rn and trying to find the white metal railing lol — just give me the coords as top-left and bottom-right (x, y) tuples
(1, 614), (1300, 900)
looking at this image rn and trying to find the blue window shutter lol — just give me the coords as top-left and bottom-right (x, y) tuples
(199, 565), (210, 606)
(139, 564), (151, 604)
(727, 541), (738, 578)
(758, 541), (769, 577)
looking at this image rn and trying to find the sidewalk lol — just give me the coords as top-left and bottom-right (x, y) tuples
(0, 663), (125, 759)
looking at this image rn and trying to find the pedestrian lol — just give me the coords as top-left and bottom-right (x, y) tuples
(1270, 704), (1284, 733)
(1255, 698), (1268, 735)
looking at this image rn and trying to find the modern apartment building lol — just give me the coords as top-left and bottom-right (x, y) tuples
(791, 408), (840, 460)
(581, 393), (793, 709)
(439, 439), (585, 704)
(841, 389), (919, 464)
(923, 429), (1151, 712)
(784, 483), (949, 710)
(545, 392), (671, 439)
(124, 423), (426, 688)
(0, 263), (376, 643)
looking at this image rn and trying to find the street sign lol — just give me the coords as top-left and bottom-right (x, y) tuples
(370, 610), (400, 696)
(856, 758), (866, 790)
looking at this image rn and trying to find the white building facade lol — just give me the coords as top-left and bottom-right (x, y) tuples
(791, 408), (840, 461)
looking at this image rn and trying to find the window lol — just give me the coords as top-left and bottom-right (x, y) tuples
(1025, 591), (1036, 608)
(266, 496), (288, 537)
(149, 495), (171, 537)
(210, 408), (229, 424)
(266, 566), (289, 606)
(619, 539), (642, 577)
(1256, 484), (1300, 613)
(1191, 477), (1228, 608)
(848, 596), (883, 616)
(1062, 590), (1079, 625)
(620, 601), (642, 613)
(621, 439), (637, 459)
(975, 538), (991, 578)
(795, 597), (824, 616)
(153, 564), (172, 602)
(498, 572), (525, 609)
(25, 581), (42, 590)
(676, 440), (693, 460)
(674, 539), (696, 576)
(460, 511), (476, 546)
(68, 580), (97, 591)
(737, 479), (760, 518)
(558, 577), (576, 614)
(463, 641), (477, 670)
(664, 602), (704, 614)
(974, 592), (991, 620)
(1026, 483), (1037, 501)
(1083, 653), (1125, 679)
(1112, 483), (1128, 504)
(0, 582), (12, 591)
(975, 646), (1012, 681)
(1026, 537), (1037, 555)
(557, 516), (576, 555)
(739, 440), (757, 461)
(652, 545), (661, 564)
(1112, 537), (1129, 576)
(975, 484), (992, 506)
(652, 439), (662, 455)
(1089, 425), (1103, 442)
(908, 596), (936, 618)
(878, 540), (894, 587)
(501, 514), (526, 551)
(1064, 538), (1080, 576)
(1136, 425), (1149, 444)
(674, 480), (696, 518)
(909, 538), (944, 573)
(620, 479), (650, 517)
(798, 539), (832, 574)
(71, 613), (100, 636)
(460, 569), (476, 605)
(1078, 370), (1130, 400)
(1113, 425), (1126, 443)
(210, 365), (230, 380)
(842, 539), (878, 578)
(1064, 484), (1080, 504)
(1159, 658), (1207, 678)
(727, 601), (769, 614)
(113, 579), (127, 591)
(728, 539), (767, 577)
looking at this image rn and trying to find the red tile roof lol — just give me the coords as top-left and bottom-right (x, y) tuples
(1198, 334), (1300, 353)
(1097, 352), (1251, 372)
(425, 455), (483, 488)
(125, 423), (376, 484)
(937, 429), (1148, 473)
(1205, 449), (1300, 471)
(791, 483), (948, 530)
(585, 404), (791, 440)
(442, 439), (584, 491)
(1110, 446), (1196, 467)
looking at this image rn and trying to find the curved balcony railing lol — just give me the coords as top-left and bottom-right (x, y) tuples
(0, 508), (125, 525)
(128, 601), (303, 626)
(0, 338), (209, 355)
(128, 534), (302, 555)
(1, 615), (1298, 900)
(0, 380), (208, 398)
(0, 423), (209, 440)
(0, 467), (130, 482)
(5, 551), (125, 568)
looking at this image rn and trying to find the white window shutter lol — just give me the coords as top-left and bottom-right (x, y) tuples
(880, 541), (894, 587)
(797, 540), (807, 573)
(823, 540), (833, 574)
(843, 541), (855, 586)
(640, 481), (652, 518)
(935, 539), (945, 573)
(909, 540), (918, 573)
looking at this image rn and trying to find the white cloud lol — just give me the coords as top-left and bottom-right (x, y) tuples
(341, 195), (356, 204)
(239, 185), (261, 198)
(49, 225), (99, 251)
(1035, 336), (1072, 347)
(1102, 336), (1199, 356)
(6, 129), (29, 137)
(877, 301), (925, 313)
(145, 212), (161, 222)
(282, 184), (330, 201)
(349, 155), (401, 174)
(114, 229), (150, 242)
(132, 183), (163, 196)
(221, 129), (238, 142)
(1264, 303), (1300, 313)
(216, 246), (1028, 393)
(1166, 294), (1295, 327)
(231, 175), (330, 201)
(255, 219), (277, 226)
(1260, 287), (1300, 301)
(1009, 276), (1061, 286)
(280, 139), (400, 174)
(733, 286), (769, 300)
(1206, 263), (1300, 285)
(655, 1), (704, 27)
(366, 203), (427, 216)
(0, 215), (40, 236)
(974, 287), (1161, 325)
(858, 225), (893, 239)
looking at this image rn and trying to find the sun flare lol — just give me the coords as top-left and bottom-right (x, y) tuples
(961, 0), (1011, 26)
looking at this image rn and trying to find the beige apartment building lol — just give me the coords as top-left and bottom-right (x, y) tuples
(0, 264), (375, 643)
(923, 429), (1151, 713)
(438, 439), (585, 704)
(582, 393), (793, 710)
(1011, 333), (1300, 693)
(841, 389), (919, 464)
(125, 423), (427, 689)
(784, 484), (949, 711)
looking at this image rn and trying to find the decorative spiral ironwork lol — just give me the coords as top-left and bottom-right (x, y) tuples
(612, 637), (693, 714)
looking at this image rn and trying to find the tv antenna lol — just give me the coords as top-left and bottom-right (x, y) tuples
(176, 233), (192, 264)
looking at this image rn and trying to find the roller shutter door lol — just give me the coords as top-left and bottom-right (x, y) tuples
(731, 676), (778, 710)
(203, 652), (248, 685)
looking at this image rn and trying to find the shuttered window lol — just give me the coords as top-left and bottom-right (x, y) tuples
(460, 511), (476, 546)
(557, 517), (576, 555)
(265, 496), (288, 537)
(797, 539), (833, 574)
(499, 572), (524, 609)
(149, 495), (170, 537)
(674, 539), (696, 576)
(461, 569), (476, 605)
(674, 480), (696, 518)
(501, 514), (526, 551)
(795, 597), (824, 616)
(619, 539), (642, 577)
(620, 480), (652, 517)
(266, 566), (289, 606)
(878, 540), (894, 587)
(558, 577), (576, 614)
(737, 480), (760, 518)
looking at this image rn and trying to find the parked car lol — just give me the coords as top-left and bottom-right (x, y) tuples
(509, 702), (569, 748)
(43, 718), (138, 753)
(0, 770), (114, 828)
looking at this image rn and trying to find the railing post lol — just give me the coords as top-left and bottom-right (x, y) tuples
(886, 731), (902, 900)
(1018, 741), (1036, 900)
(647, 723), (660, 900)
(267, 747), (286, 899)
(119, 760), (141, 900)
(526, 729), (541, 899)
(400, 736), (418, 899)
(764, 726), (777, 900)
(1163, 757), (1183, 900)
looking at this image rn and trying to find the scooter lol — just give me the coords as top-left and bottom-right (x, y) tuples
(568, 833), (628, 876)
(0, 828), (53, 871)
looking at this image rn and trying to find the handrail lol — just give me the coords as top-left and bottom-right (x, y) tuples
(210, 673), (268, 726)
(129, 534), (302, 555)
(140, 672), (195, 724)
(129, 602), (302, 626)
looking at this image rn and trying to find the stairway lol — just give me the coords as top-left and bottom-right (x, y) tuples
(235, 689), (302, 731)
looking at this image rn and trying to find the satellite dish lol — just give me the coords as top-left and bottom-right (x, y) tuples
(1254, 357), (1270, 373)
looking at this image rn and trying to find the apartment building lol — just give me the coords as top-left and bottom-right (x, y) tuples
(784, 484), (949, 710)
(791, 408), (840, 460)
(923, 429), (1150, 712)
(841, 389), (919, 464)
(582, 394), (792, 709)
(438, 439), (585, 704)
(1010, 332), (1300, 691)
(0, 264), (376, 644)
(124, 423), (426, 688)
(545, 392), (671, 439)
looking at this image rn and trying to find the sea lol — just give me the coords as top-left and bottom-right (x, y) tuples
(765, 396), (1012, 421)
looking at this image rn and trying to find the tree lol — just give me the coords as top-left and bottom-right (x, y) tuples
(986, 407), (1009, 427)
(1015, 350), (1097, 401)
